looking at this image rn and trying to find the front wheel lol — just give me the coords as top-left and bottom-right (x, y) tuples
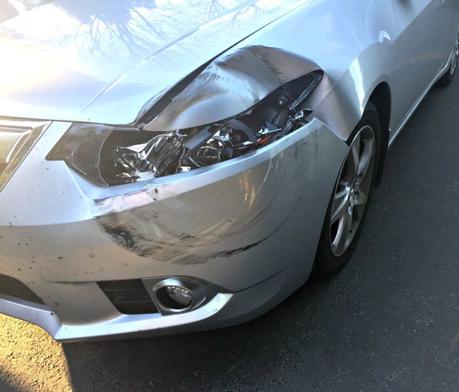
(311, 103), (381, 279)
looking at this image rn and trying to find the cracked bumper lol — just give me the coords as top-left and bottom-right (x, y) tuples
(0, 118), (347, 341)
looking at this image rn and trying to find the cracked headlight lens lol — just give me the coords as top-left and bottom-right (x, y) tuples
(47, 71), (322, 187)
(0, 122), (48, 191)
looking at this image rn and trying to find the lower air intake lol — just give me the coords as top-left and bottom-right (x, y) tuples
(98, 279), (158, 315)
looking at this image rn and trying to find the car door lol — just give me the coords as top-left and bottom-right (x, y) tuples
(389, 0), (452, 131)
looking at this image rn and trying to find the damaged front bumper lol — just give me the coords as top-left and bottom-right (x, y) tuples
(0, 118), (347, 341)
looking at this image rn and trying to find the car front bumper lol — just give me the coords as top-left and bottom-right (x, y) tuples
(0, 118), (347, 341)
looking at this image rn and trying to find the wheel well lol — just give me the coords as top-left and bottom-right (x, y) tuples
(368, 82), (391, 186)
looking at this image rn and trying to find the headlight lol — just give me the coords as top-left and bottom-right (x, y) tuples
(47, 71), (323, 186)
(0, 121), (49, 191)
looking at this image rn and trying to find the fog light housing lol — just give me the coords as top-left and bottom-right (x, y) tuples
(156, 285), (193, 311)
(147, 277), (212, 315)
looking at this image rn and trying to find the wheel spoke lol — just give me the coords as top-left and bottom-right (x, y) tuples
(331, 188), (350, 223)
(358, 138), (374, 179)
(333, 208), (353, 255)
(350, 134), (361, 175)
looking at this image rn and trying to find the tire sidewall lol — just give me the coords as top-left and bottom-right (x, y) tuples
(312, 103), (381, 279)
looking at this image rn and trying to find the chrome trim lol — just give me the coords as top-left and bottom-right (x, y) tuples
(149, 278), (208, 314)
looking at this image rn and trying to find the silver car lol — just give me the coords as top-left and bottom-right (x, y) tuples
(0, 0), (458, 342)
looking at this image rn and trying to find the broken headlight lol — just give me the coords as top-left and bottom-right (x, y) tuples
(47, 71), (323, 186)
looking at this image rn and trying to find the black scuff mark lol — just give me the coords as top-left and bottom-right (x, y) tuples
(97, 188), (305, 265)
(95, 131), (312, 265)
(204, 191), (304, 261)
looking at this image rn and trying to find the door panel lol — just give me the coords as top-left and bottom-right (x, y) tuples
(389, 0), (447, 131)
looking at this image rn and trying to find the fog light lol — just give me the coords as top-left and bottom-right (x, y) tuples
(146, 277), (212, 315)
(153, 279), (196, 312)
(165, 286), (193, 308)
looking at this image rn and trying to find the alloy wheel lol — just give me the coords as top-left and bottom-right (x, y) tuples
(329, 125), (376, 257)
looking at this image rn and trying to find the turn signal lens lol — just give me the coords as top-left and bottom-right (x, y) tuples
(0, 121), (49, 190)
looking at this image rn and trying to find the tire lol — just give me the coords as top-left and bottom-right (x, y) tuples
(311, 102), (381, 280)
(438, 36), (459, 88)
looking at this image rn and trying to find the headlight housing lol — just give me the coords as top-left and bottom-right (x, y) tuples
(0, 121), (49, 191)
(47, 71), (323, 186)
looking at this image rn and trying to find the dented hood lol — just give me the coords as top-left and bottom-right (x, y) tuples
(0, 0), (309, 125)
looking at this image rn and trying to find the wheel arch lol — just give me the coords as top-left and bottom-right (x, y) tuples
(367, 82), (391, 186)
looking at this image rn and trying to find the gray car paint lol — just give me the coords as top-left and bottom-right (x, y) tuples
(142, 45), (321, 132)
(0, 0), (458, 341)
(0, 119), (348, 340)
(0, 0), (312, 124)
(0, 0), (456, 138)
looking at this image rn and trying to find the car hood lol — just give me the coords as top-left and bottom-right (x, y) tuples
(0, 0), (309, 125)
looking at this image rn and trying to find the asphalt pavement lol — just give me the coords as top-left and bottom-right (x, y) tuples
(2, 75), (459, 392)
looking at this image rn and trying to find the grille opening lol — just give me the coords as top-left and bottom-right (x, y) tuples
(0, 274), (44, 304)
(98, 279), (158, 315)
